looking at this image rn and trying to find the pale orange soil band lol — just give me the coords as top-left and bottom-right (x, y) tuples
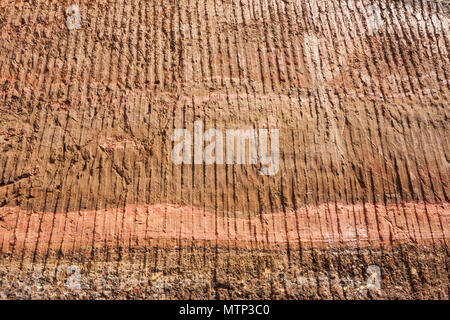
(1, 201), (448, 254)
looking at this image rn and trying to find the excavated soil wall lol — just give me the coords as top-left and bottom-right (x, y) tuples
(0, 0), (449, 299)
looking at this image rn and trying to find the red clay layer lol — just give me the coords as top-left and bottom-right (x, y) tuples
(1, 201), (448, 253)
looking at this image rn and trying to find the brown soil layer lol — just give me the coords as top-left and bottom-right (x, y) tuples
(0, 0), (449, 299)
(0, 245), (449, 299)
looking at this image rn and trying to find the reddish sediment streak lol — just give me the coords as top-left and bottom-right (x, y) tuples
(1, 201), (448, 253)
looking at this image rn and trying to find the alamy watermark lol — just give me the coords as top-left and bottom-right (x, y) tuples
(66, 5), (81, 30)
(367, 5), (384, 33)
(171, 121), (280, 176)
(66, 265), (82, 290)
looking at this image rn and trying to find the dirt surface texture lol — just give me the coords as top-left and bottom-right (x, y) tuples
(0, 0), (449, 299)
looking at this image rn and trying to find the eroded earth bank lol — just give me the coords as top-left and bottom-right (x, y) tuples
(0, 0), (449, 299)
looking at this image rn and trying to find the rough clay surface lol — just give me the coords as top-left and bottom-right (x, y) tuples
(0, 0), (449, 299)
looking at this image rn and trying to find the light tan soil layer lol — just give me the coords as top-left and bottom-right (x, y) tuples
(0, 0), (449, 299)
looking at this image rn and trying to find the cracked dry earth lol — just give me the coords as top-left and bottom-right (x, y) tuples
(0, 0), (449, 299)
